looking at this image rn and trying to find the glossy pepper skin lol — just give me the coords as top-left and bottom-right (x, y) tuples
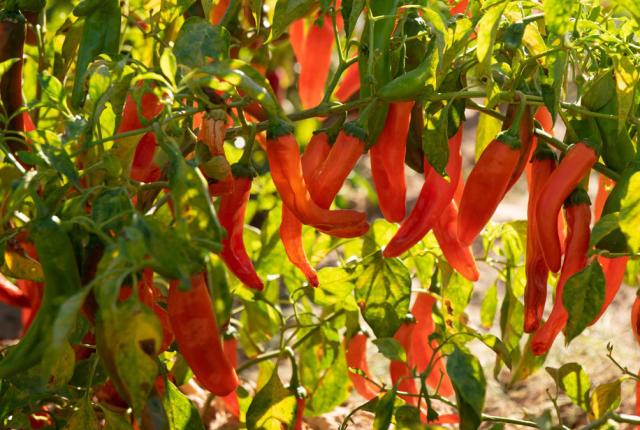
(390, 319), (419, 407)
(0, 9), (27, 154)
(345, 332), (379, 400)
(298, 14), (334, 109)
(294, 397), (306, 430)
(433, 202), (479, 282)
(524, 144), (557, 333)
(370, 102), (415, 223)
(535, 142), (598, 273)
(410, 293), (454, 396)
(221, 335), (240, 417)
(267, 123), (367, 231)
(280, 132), (331, 287)
(383, 127), (462, 258)
(525, 107), (554, 186)
(531, 191), (591, 355)
(219, 176), (264, 291)
(0, 272), (30, 308)
(457, 110), (530, 246)
(589, 255), (628, 326)
(632, 294), (640, 345)
(168, 273), (239, 396)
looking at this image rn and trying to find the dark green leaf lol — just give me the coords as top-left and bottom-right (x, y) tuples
(174, 17), (230, 68)
(66, 398), (100, 430)
(272, 0), (317, 40)
(372, 388), (396, 430)
(590, 213), (620, 248)
(447, 347), (486, 430)
(563, 261), (606, 344)
(372, 338), (406, 362)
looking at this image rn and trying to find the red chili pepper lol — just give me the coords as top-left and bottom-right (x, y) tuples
(17, 279), (43, 334)
(0, 9), (26, 154)
(433, 202), (479, 282)
(535, 142), (598, 272)
(168, 272), (239, 396)
(590, 256), (628, 326)
(218, 176), (264, 291)
(449, 0), (469, 14)
(383, 127), (463, 258)
(506, 106), (534, 192)
(139, 269), (174, 352)
(524, 143), (557, 333)
(294, 396), (306, 430)
(525, 107), (554, 187)
(289, 19), (306, 66)
(531, 190), (591, 355)
(0, 272), (30, 308)
(73, 331), (96, 361)
(371, 102), (415, 223)
(130, 132), (161, 183)
(594, 174), (615, 221)
(280, 132), (331, 286)
(335, 62), (360, 102)
(345, 331), (379, 400)
(636, 368), (640, 429)
(390, 318), (419, 407)
(267, 123), (367, 231)
(298, 14), (334, 109)
(210, 0), (230, 24)
(457, 106), (530, 246)
(221, 334), (240, 417)
(117, 89), (163, 134)
(410, 293), (454, 396)
(28, 411), (52, 429)
(632, 294), (640, 345)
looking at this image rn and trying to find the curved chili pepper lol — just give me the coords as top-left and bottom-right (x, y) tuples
(590, 256), (628, 326)
(457, 106), (531, 246)
(525, 107), (554, 187)
(594, 174), (615, 221)
(218, 175), (264, 291)
(294, 396), (306, 430)
(210, 0), (230, 24)
(524, 143), (557, 333)
(632, 294), (640, 345)
(280, 132), (331, 286)
(345, 331), (379, 400)
(130, 132), (161, 183)
(433, 202), (479, 282)
(535, 142), (598, 272)
(390, 318), (419, 407)
(531, 190), (591, 355)
(168, 272), (239, 396)
(370, 102), (415, 223)
(449, 0), (469, 14)
(139, 269), (174, 352)
(506, 106), (534, 191)
(0, 8), (26, 154)
(289, 19), (306, 64)
(221, 334), (240, 417)
(410, 293), (454, 396)
(383, 127), (463, 258)
(334, 63), (360, 102)
(17, 279), (42, 334)
(267, 122), (367, 231)
(0, 272), (29, 308)
(199, 111), (234, 196)
(298, 14), (334, 109)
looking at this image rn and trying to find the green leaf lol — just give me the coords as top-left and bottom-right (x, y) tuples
(314, 267), (357, 309)
(101, 406), (134, 430)
(342, 0), (365, 39)
(544, 0), (575, 37)
(563, 261), (606, 344)
(447, 347), (486, 430)
(174, 17), (230, 68)
(246, 368), (297, 430)
(620, 172), (640, 252)
(612, 54), (639, 132)
(540, 47), (567, 119)
(372, 388), (396, 430)
(372, 338), (406, 362)
(163, 380), (205, 429)
(476, 4), (505, 74)
(590, 380), (621, 419)
(354, 253), (411, 338)
(590, 213), (620, 248)
(272, 0), (317, 40)
(395, 405), (422, 430)
(66, 398), (101, 430)
(546, 363), (590, 411)
(423, 108), (449, 175)
(480, 283), (498, 329)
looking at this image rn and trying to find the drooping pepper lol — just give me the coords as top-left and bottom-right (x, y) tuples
(370, 102), (415, 223)
(221, 333), (240, 417)
(525, 106), (554, 187)
(390, 317), (419, 407)
(298, 14), (334, 109)
(505, 106), (534, 191)
(218, 175), (264, 291)
(535, 142), (598, 272)
(280, 132), (331, 287)
(168, 272), (239, 396)
(449, 0), (469, 15)
(457, 103), (531, 246)
(410, 293), (454, 396)
(289, 19), (306, 64)
(632, 294), (640, 345)
(524, 143), (557, 333)
(594, 174), (615, 221)
(589, 256), (628, 326)
(0, 272), (30, 308)
(210, 0), (230, 24)
(266, 121), (367, 231)
(345, 331), (380, 400)
(130, 132), (161, 183)
(433, 201), (479, 282)
(294, 395), (306, 430)
(531, 189), (591, 355)
(383, 127), (463, 258)
(0, 8), (27, 154)
(334, 62), (360, 102)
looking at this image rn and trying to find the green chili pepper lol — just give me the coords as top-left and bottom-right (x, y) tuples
(0, 217), (81, 377)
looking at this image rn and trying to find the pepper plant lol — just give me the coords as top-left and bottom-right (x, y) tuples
(1, 0), (640, 428)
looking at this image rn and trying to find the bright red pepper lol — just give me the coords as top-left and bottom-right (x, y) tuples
(334, 62), (360, 102)
(594, 174), (615, 221)
(632, 294), (640, 345)
(298, 14), (334, 109)
(130, 132), (161, 183)
(590, 255), (628, 326)
(289, 19), (306, 64)
(0, 9), (26, 154)
(506, 106), (534, 192)
(383, 127), (462, 258)
(221, 334), (240, 417)
(267, 123), (367, 231)
(210, 0), (230, 24)
(449, 0), (469, 14)
(280, 132), (331, 286)
(218, 176), (264, 291)
(168, 273), (239, 396)
(524, 143), (557, 333)
(17, 279), (43, 334)
(531, 191), (591, 355)
(139, 269), (174, 352)
(525, 107), (554, 187)
(390, 319), (419, 407)
(535, 142), (598, 272)
(371, 102), (415, 223)
(117, 89), (163, 134)
(0, 272), (30, 308)
(294, 396), (306, 430)
(345, 332), (379, 400)
(457, 107), (531, 246)
(410, 293), (454, 396)
(433, 202), (479, 282)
